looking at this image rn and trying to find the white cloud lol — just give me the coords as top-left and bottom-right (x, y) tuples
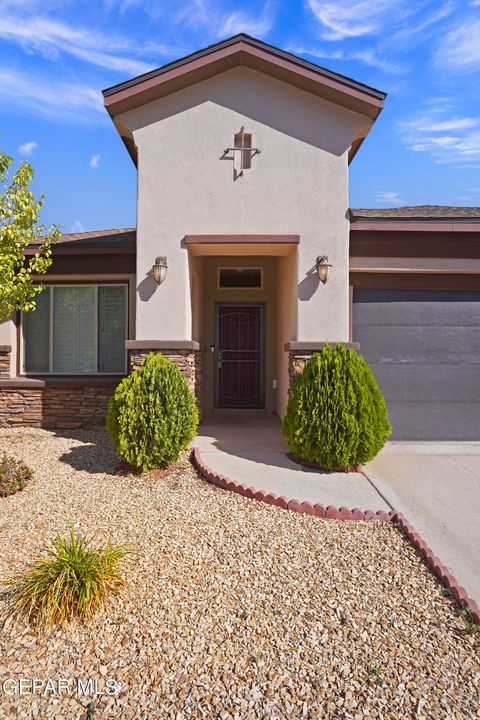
(18, 140), (38, 155)
(405, 116), (480, 133)
(305, 0), (431, 41)
(70, 220), (85, 233)
(0, 67), (104, 123)
(349, 48), (405, 73)
(289, 44), (404, 74)
(0, 15), (159, 75)
(306, 0), (389, 40)
(391, 1), (455, 42)
(374, 191), (406, 205)
(434, 18), (480, 70)
(89, 153), (101, 169)
(105, 0), (275, 41)
(399, 104), (480, 165)
(217, 7), (274, 37)
(457, 187), (480, 202)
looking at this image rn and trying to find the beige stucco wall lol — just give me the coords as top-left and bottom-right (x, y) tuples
(117, 66), (370, 346)
(275, 251), (298, 415)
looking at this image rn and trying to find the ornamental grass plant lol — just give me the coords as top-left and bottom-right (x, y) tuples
(1, 527), (132, 629)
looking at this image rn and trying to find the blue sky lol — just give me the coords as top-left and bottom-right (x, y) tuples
(0, 0), (479, 233)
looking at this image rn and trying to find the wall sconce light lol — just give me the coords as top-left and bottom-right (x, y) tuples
(316, 255), (332, 284)
(152, 256), (168, 284)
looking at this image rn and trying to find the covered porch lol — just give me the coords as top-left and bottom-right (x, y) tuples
(187, 235), (298, 416)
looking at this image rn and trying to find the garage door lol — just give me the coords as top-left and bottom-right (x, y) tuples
(352, 289), (480, 440)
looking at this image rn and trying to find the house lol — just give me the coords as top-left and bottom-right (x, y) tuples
(0, 35), (479, 440)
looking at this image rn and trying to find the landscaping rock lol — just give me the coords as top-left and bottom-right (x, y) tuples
(0, 428), (478, 719)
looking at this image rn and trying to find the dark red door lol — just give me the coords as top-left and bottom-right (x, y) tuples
(216, 305), (264, 408)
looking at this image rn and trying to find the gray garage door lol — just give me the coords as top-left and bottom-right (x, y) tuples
(353, 289), (480, 440)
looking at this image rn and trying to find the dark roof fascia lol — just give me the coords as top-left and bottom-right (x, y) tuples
(103, 34), (386, 104)
(350, 220), (480, 233)
(25, 244), (135, 256)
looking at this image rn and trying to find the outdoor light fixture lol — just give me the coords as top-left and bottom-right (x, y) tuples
(316, 255), (332, 284)
(152, 256), (168, 284)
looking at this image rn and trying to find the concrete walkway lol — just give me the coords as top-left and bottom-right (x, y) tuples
(364, 443), (480, 606)
(193, 414), (389, 511)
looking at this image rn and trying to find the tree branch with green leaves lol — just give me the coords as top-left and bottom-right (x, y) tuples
(0, 149), (61, 322)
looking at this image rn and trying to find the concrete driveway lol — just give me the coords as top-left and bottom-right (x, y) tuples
(364, 442), (480, 606)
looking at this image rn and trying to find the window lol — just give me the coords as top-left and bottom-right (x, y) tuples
(23, 284), (127, 374)
(218, 267), (262, 289)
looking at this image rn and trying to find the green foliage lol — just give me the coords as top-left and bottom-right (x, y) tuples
(0, 455), (32, 497)
(460, 607), (480, 636)
(1, 527), (132, 629)
(0, 149), (61, 321)
(106, 352), (199, 471)
(282, 343), (391, 470)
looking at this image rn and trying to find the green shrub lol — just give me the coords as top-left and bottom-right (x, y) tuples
(106, 352), (199, 471)
(1, 527), (132, 629)
(282, 343), (391, 470)
(0, 455), (32, 497)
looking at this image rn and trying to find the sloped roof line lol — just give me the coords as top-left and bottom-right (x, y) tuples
(102, 33), (386, 102)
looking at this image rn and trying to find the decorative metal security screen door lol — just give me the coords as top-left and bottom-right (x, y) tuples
(216, 304), (264, 408)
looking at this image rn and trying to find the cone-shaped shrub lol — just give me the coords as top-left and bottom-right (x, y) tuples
(106, 352), (199, 471)
(282, 343), (391, 470)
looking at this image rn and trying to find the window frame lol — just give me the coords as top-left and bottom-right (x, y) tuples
(21, 282), (128, 376)
(217, 267), (263, 290)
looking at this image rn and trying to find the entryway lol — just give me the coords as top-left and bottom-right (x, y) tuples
(187, 241), (298, 414)
(193, 414), (389, 510)
(215, 303), (265, 409)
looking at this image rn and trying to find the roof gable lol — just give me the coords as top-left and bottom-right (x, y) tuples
(103, 35), (385, 134)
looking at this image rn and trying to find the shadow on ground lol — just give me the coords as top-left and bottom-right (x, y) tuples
(55, 428), (118, 474)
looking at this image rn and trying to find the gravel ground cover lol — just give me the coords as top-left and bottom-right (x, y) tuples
(0, 428), (478, 720)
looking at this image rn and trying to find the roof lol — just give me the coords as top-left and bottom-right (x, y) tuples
(351, 206), (480, 221)
(30, 206), (480, 256)
(103, 34), (386, 166)
(103, 34), (386, 110)
(28, 228), (136, 256)
(33, 228), (136, 247)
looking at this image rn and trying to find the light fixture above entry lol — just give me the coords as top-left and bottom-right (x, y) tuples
(316, 255), (332, 284)
(152, 256), (168, 284)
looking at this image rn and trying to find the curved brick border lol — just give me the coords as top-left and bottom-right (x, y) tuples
(190, 447), (480, 625)
(190, 448), (391, 521)
(390, 511), (480, 624)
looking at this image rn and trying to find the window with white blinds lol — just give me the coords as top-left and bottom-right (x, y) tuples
(23, 285), (127, 374)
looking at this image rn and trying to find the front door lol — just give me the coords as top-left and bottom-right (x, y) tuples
(215, 304), (264, 408)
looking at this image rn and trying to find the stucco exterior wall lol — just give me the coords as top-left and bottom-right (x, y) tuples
(276, 251), (298, 415)
(118, 66), (369, 345)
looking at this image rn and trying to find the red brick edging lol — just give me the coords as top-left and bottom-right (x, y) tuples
(190, 447), (480, 625)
